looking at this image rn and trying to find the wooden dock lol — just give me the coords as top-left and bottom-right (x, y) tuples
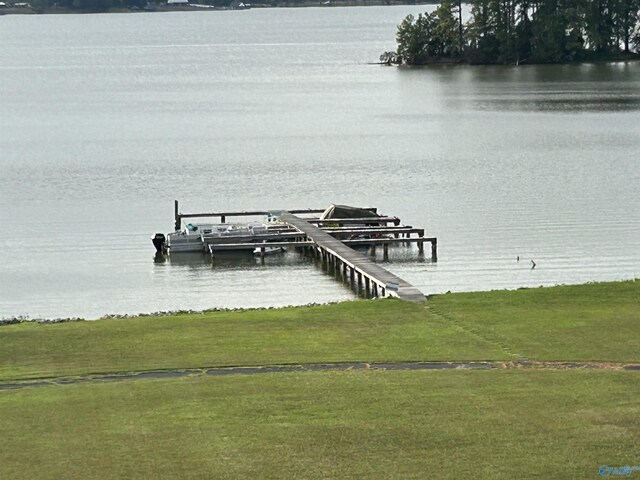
(278, 212), (427, 302)
(171, 201), (436, 302)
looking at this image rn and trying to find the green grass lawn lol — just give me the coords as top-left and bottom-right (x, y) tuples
(0, 300), (505, 382)
(427, 280), (640, 363)
(1, 369), (638, 480)
(1, 281), (638, 382)
(1, 281), (639, 479)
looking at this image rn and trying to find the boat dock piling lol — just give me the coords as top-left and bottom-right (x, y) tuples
(173, 201), (436, 302)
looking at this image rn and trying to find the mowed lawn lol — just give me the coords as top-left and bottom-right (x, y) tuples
(427, 280), (640, 362)
(0, 300), (505, 382)
(1, 369), (638, 480)
(1, 281), (639, 479)
(1, 281), (639, 382)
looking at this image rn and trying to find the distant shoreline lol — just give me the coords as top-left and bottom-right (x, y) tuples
(0, 0), (437, 15)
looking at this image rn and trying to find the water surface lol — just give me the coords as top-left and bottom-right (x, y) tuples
(1, 8), (639, 318)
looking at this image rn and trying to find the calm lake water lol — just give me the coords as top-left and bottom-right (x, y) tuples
(1, 7), (639, 319)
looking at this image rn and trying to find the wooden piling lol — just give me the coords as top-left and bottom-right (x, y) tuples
(174, 200), (181, 231)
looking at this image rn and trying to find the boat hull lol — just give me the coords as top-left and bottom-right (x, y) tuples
(160, 222), (288, 253)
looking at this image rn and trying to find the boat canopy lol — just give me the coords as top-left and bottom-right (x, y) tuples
(319, 204), (379, 220)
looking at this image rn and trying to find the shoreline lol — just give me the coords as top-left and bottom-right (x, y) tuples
(387, 53), (640, 67)
(1, 278), (637, 324)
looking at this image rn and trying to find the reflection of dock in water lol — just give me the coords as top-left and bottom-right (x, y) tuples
(160, 201), (437, 302)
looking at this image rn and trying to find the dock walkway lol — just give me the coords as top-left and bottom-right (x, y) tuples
(279, 212), (425, 302)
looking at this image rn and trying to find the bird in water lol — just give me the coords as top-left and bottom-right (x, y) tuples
(517, 256), (520, 262)
(531, 260), (536, 269)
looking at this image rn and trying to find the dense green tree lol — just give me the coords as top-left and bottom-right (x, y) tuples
(389, 1), (464, 64)
(458, 0), (522, 63)
(614, 0), (640, 52)
(390, 0), (640, 65)
(395, 13), (433, 64)
(466, 0), (498, 62)
(529, 1), (570, 62)
(584, 0), (614, 52)
(432, 0), (464, 57)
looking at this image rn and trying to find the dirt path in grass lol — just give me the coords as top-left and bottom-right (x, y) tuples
(0, 361), (638, 390)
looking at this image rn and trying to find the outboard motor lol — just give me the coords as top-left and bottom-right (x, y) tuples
(152, 233), (166, 253)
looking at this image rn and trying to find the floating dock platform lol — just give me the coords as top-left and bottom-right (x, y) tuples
(171, 201), (437, 303)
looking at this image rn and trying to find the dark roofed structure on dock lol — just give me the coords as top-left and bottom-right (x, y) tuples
(319, 204), (379, 220)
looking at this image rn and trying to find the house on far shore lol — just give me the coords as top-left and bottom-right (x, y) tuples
(167, 0), (189, 5)
(229, 0), (250, 8)
(0, 2), (31, 9)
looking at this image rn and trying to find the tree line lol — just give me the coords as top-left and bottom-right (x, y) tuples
(381, 0), (640, 65)
(27, 0), (356, 12)
(27, 0), (241, 12)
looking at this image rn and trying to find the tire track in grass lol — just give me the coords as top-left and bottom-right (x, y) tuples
(1, 361), (638, 390)
(425, 303), (525, 361)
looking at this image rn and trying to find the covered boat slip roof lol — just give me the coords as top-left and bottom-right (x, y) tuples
(318, 204), (379, 220)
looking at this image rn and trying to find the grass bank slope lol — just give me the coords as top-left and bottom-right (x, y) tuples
(0, 300), (504, 381)
(1, 280), (638, 382)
